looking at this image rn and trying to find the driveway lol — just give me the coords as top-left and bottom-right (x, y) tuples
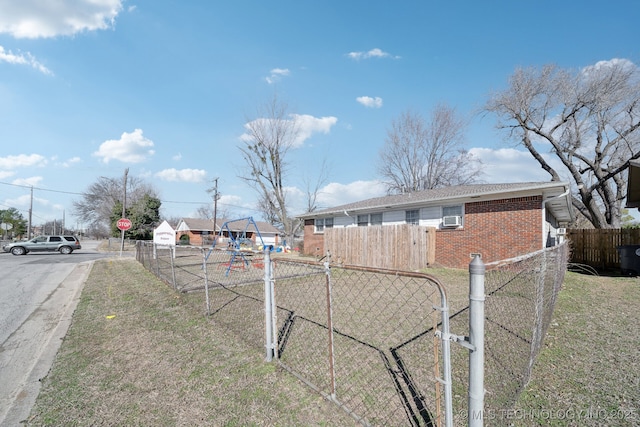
(0, 240), (112, 426)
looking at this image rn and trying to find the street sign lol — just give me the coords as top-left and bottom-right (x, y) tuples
(117, 218), (132, 231)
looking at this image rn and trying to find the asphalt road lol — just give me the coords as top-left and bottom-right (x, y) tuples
(0, 240), (111, 426)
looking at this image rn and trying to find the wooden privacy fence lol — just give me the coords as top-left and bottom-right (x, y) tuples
(567, 228), (640, 270)
(324, 224), (436, 270)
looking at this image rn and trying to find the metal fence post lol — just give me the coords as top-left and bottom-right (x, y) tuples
(170, 246), (177, 290)
(469, 255), (485, 426)
(438, 286), (454, 427)
(264, 246), (276, 361)
(530, 249), (546, 375)
(323, 258), (337, 399)
(201, 248), (211, 315)
(154, 243), (160, 276)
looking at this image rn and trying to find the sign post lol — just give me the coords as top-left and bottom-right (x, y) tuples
(117, 218), (132, 257)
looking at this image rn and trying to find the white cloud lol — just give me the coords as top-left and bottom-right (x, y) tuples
(172, 153), (182, 161)
(469, 147), (567, 183)
(346, 48), (400, 61)
(12, 176), (43, 187)
(0, 0), (124, 39)
(291, 114), (338, 147)
(219, 194), (243, 208)
(93, 129), (155, 164)
(5, 194), (33, 210)
(317, 180), (387, 208)
(581, 58), (635, 78)
(240, 114), (338, 148)
(0, 171), (15, 179)
(60, 156), (81, 168)
(265, 68), (290, 84)
(0, 45), (52, 75)
(356, 96), (383, 108)
(155, 168), (207, 183)
(0, 153), (47, 169)
(6, 193), (59, 217)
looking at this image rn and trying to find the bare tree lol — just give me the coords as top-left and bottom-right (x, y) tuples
(238, 96), (301, 244)
(377, 104), (482, 193)
(303, 158), (330, 213)
(73, 175), (159, 234)
(484, 60), (640, 228)
(195, 204), (230, 221)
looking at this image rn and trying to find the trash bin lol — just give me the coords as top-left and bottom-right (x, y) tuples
(616, 245), (640, 276)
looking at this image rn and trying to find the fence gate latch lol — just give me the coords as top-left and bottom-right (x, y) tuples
(435, 330), (476, 351)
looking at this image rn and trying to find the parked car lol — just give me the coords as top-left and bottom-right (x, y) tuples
(2, 235), (82, 255)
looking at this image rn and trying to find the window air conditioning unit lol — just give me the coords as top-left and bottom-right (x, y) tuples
(442, 215), (462, 227)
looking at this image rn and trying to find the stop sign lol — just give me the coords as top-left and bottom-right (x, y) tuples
(117, 218), (132, 231)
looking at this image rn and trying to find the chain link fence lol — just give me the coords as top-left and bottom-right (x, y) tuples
(136, 242), (451, 426)
(448, 242), (569, 426)
(135, 241), (568, 426)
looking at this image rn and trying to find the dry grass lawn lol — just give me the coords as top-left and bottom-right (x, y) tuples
(25, 257), (639, 426)
(26, 258), (356, 426)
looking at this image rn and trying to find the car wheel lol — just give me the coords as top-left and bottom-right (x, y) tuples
(59, 246), (73, 255)
(11, 246), (26, 256)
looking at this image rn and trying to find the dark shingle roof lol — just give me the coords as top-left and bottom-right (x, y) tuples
(298, 182), (571, 219)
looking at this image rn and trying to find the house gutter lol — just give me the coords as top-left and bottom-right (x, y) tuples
(541, 185), (571, 249)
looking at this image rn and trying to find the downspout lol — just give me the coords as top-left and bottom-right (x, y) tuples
(541, 186), (570, 249)
(343, 210), (354, 226)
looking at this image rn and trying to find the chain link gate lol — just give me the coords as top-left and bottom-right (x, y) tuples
(263, 250), (453, 427)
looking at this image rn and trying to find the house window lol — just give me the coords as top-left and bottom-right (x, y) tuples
(357, 214), (369, 226)
(370, 213), (383, 225)
(315, 217), (334, 233)
(443, 205), (462, 217)
(405, 209), (420, 225)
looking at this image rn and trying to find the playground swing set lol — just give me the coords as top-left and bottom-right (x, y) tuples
(206, 217), (268, 275)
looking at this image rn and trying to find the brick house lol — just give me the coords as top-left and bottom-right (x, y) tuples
(297, 182), (573, 269)
(175, 217), (281, 247)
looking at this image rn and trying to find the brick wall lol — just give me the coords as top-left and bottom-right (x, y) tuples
(303, 219), (325, 257)
(435, 196), (543, 268)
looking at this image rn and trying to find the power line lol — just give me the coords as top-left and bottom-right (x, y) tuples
(0, 180), (262, 213)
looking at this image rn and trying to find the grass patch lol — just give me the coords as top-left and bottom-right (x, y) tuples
(26, 258), (356, 426)
(25, 256), (640, 426)
(512, 271), (640, 426)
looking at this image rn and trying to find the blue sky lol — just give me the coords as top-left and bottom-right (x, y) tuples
(0, 1), (638, 229)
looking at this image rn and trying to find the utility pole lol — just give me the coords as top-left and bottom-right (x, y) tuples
(120, 168), (129, 256)
(28, 186), (33, 238)
(207, 178), (220, 246)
